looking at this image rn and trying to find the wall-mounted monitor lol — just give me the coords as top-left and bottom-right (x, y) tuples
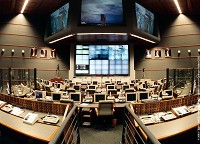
(80, 0), (124, 26)
(94, 93), (106, 102)
(126, 92), (137, 102)
(135, 2), (154, 35)
(70, 92), (81, 102)
(75, 45), (129, 75)
(50, 3), (69, 35)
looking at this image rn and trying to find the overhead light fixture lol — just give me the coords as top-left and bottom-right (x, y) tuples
(21, 0), (30, 14)
(49, 34), (75, 44)
(130, 34), (155, 43)
(174, 0), (182, 14)
(77, 33), (127, 35)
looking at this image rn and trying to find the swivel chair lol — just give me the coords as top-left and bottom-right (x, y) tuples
(95, 100), (115, 130)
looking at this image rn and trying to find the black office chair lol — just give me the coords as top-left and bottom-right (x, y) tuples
(95, 100), (115, 130)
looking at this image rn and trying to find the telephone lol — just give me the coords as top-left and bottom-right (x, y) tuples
(42, 114), (60, 124)
(23, 113), (38, 125)
(139, 115), (155, 125)
(1, 104), (13, 113)
(161, 112), (177, 121)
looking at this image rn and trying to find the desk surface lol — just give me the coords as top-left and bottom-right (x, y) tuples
(78, 102), (127, 108)
(0, 110), (60, 142)
(146, 112), (199, 140)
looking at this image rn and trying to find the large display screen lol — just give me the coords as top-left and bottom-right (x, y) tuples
(75, 45), (129, 75)
(80, 0), (124, 26)
(135, 2), (154, 35)
(50, 3), (69, 35)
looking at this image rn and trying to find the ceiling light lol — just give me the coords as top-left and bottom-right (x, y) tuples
(174, 0), (182, 14)
(49, 34), (75, 44)
(77, 33), (127, 35)
(21, 0), (30, 14)
(130, 34), (155, 43)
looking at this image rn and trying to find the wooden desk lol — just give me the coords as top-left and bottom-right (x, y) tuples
(0, 110), (60, 142)
(146, 112), (199, 140)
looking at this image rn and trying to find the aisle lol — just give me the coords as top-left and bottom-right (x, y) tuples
(79, 124), (123, 144)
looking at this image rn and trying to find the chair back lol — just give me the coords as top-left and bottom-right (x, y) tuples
(98, 100), (114, 116)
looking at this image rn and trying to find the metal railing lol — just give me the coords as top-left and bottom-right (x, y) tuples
(122, 104), (161, 144)
(49, 104), (80, 144)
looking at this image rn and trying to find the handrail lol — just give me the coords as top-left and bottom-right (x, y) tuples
(122, 104), (161, 144)
(49, 104), (80, 144)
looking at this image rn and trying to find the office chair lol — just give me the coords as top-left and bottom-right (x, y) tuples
(95, 100), (115, 130)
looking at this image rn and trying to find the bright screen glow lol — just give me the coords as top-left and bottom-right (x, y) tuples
(135, 2), (154, 35)
(81, 0), (124, 26)
(75, 45), (129, 75)
(50, 3), (69, 35)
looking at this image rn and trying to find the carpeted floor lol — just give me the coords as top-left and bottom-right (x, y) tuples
(79, 124), (123, 144)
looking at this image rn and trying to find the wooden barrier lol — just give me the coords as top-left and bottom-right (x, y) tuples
(0, 93), (72, 115)
(131, 95), (198, 115)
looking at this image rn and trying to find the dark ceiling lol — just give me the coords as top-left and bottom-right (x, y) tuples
(0, 0), (199, 45)
(0, 0), (199, 15)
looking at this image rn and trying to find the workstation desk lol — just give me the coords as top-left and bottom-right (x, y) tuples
(146, 112), (199, 140)
(0, 109), (63, 143)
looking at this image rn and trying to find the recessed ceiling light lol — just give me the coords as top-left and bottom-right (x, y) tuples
(21, 0), (30, 14)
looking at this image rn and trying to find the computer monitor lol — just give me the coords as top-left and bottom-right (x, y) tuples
(138, 92), (149, 101)
(69, 82), (75, 87)
(70, 92), (81, 102)
(122, 85), (129, 91)
(88, 85), (96, 89)
(126, 93), (137, 102)
(52, 92), (61, 101)
(164, 89), (173, 96)
(107, 85), (115, 90)
(125, 88), (136, 93)
(105, 81), (110, 84)
(92, 81), (98, 85)
(56, 83), (61, 89)
(129, 83), (135, 88)
(117, 81), (121, 84)
(86, 89), (96, 95)
(35, 90), (46, 99)
(45, 86), (51, 92)
(107, 89), (117, 95)
(94, 93), (106, 102)
(67, 89), (76, 93)
(74, 85), (81, 91)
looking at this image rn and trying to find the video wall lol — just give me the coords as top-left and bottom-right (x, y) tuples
(80, 0), (124, 26)
(135, 2), (154, 35)
(75, 45), (129, 75)
(50, 3), (69, 35)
